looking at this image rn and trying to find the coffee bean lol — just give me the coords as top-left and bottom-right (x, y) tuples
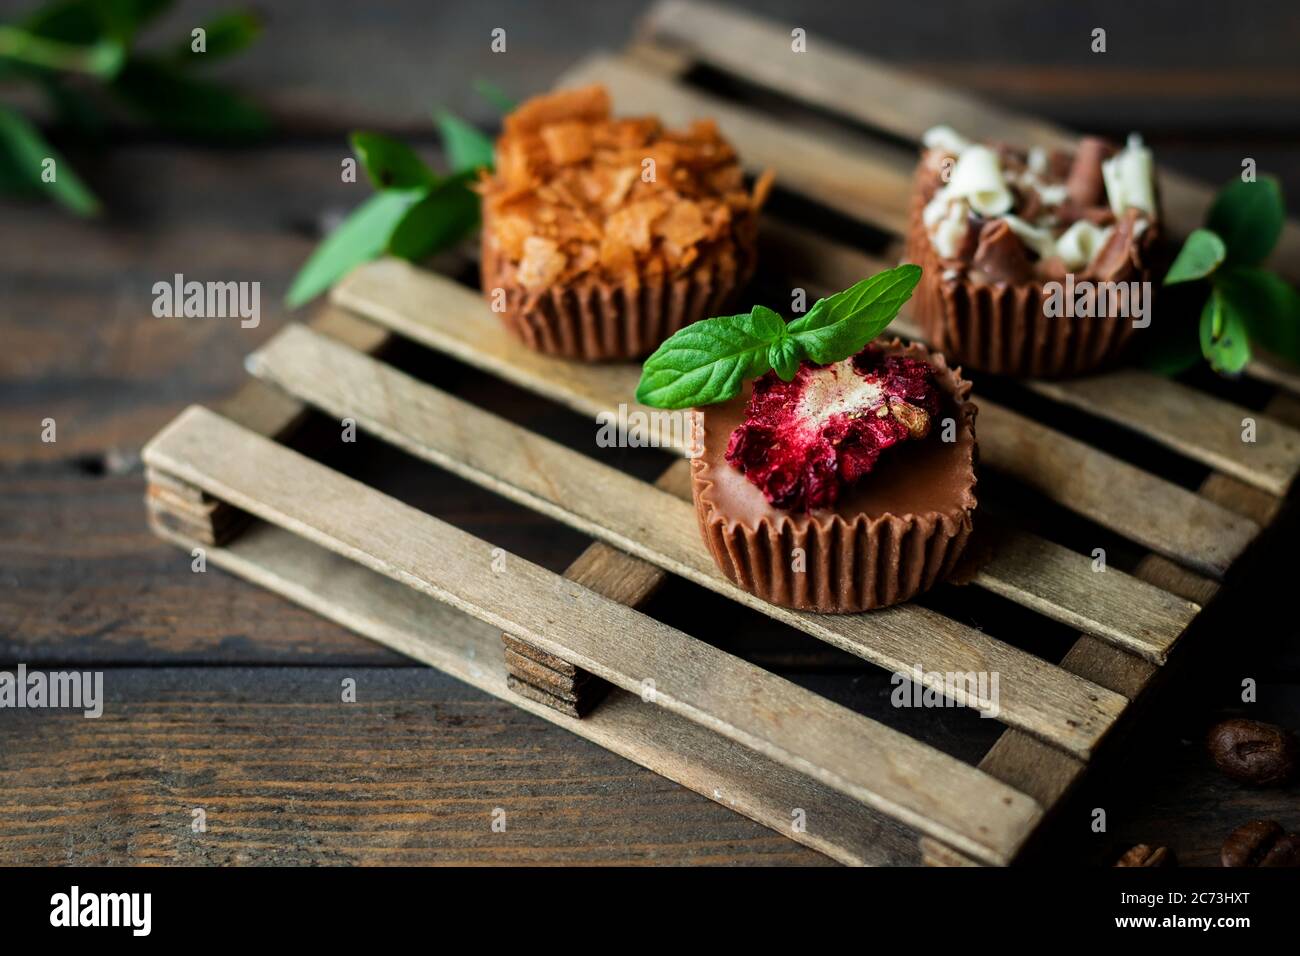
(1206, 718), (1298, 786)
(1220, 820), (1300, 867)
(1115, 844), (1174, 867)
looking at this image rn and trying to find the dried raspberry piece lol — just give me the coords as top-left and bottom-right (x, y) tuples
(725, 346), (939, 512)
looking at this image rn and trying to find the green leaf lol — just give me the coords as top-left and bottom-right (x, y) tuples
(1215, 266), (1300, 363)
(0, 104), (99, 215)
(350, 132), (436, 190)
(0, 25), (124, 77)
(38, 74), (107, 137)
(1164, 228), (1226, 285)
(111, 56), (269, 139)
(473, 78), (516, 113)
(21, 0), (172, 46)
(1200, 287), (1251, 375)
(786, 264), (922, 364)
(1140, 326), (1203, 377)
(285, 188), (424, 308)
(434, 110), (494, 174)
(636, 309), (785, 409)
(1207, 176), (1284, 266)
(767, 331), (803, 382)
(386, 175), (480, 260)
(172, 11), (262, 63)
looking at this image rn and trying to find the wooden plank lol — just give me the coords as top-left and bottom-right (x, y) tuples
(936, 380), (1300, 864)
(557, 53), (915, 236)
(972, 528), (1196, 665)
(977, 402), (1256, 579)
(762, 220), (1300, 499)
(249, 323), (1129, 756)
(141, 521), (921, 866)
(504, 465), (682, 715)
(332, 260), (1257, 577)
(142, 406), (1042, 865)
(1030, 372), (1300, 498)
(635, 0), (1300, 283)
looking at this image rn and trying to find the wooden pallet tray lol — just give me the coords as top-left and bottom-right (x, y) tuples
(141, 1), (1300, 866)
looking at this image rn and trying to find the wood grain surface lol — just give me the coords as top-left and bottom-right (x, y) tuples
(144, 406), (1045, 863)
(335, 260), (1262, 577)
(247, 323), (1131, 755)
(4, 0), (1300, 865)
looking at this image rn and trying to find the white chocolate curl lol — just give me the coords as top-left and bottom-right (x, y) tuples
(1000, 215), (1056, 260)
(1055, 219), (1115, 270)
(922, 125), (971, 156)
(929, 199), (969, 258)
(947, 145), (1013, 217)
(1102, 133), (1156, 218)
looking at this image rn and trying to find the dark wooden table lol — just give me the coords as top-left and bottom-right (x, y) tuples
(3, 0), (1299, 865)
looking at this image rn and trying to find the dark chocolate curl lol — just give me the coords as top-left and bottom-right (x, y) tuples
(1017, 187), (1045, 225)
(954, 212), (982, 261)
(1066, 136), (1112, 208)
(1089, 207), (1142, 281)
(972, 219), (1033, 285)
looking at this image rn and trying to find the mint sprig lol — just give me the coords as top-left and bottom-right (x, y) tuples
(1154, 175), (1299, 376)
(0, 0), (267, 217)
(286, 84), (513, 308)
(635, 264), (921, 409)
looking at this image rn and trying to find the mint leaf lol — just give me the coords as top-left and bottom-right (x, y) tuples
(112, 56), (269, 139)
(0, 104), (99, 216)
(1164, 228), (1225, 285)
(1140, 326), (1203, 377)
(0, 25), (124, 78)
(172, 12), (262, 64)
(286, 188), (424, 308)
(435, 110), (494, 174)
(386, 174), (479, 260)
(23, 0), (170, 45)
(1200, 287), (1251, 375)
(768, 331), (802, 382)
(747, 304), (786, 339)
(350, 131), (436, 190)
(1208, 177), (1284, 266)
(1215, 266), (1300, 363)
(786, 264), (921, 363)
(636, 309), (784, 409)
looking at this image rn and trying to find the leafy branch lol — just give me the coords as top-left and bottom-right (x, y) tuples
(0, 0), (267, 216)
(636, 265), (922, 409)
(1158, 176), (1300, 375)
(285, 85), (506, 309)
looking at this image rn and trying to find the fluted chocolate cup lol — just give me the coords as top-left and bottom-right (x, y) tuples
(480, 231), (753, 361)
(906, 163), (1160, 379)
(691, 341), (977, 614)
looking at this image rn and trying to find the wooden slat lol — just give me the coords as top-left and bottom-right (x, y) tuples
(264, 318), (1190, 670)
(972, 528), (1195, 665)
(977, 402), (1254, 579)
(149, 519), (919, 867)
(574, 43), (1300, 490)
(930, 377), (1300, 864)
(505, 464), (684, 715)
(763, 219), (1300, 500)
(249, 322), (1129, 756)
(332, 260), (1258, 576)
(557, 53), (915, 235)
(1029, 372), (1300, 498)
(142, 406), (1043, 865)
(636, 0), (1300, 284)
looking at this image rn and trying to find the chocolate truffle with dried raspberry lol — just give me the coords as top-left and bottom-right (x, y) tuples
(637, 266), (977, 613)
